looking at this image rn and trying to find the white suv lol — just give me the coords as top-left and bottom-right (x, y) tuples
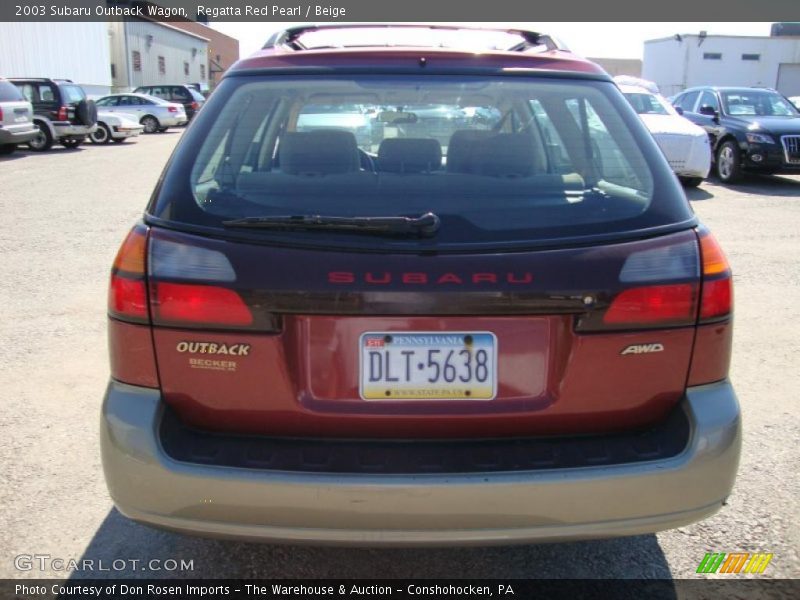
(0, 78), (37, 155)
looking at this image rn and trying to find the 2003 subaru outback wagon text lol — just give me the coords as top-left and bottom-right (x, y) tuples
(101, 25), (741, 545)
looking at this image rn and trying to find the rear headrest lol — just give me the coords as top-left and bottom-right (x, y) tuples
(446, 129), (493, 173)
(279, 130), (360, 175)
(471, 133), (545, 177)
(378, 138), (442, 173)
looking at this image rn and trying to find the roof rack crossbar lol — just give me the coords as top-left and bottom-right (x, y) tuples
(262, 24), (567, 53)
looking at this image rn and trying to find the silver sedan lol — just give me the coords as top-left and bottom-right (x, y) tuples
(94, 93), (188, 133)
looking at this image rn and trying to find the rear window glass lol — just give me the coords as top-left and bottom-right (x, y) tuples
(189, 88), (206, 102)
(624, 92), (672, 116)
(0, 81), (24, 102)
(60, 85), (86, 104)
(119, 95), (146, 106)
(17, 83), (55, 103)
(172, 87), (192, 100)
(152, 75), (691, 250)
(675, 91), (699, 113)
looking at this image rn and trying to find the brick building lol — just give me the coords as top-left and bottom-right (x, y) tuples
(170, 21), (240, 90)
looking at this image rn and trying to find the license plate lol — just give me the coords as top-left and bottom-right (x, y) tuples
(359, 332), (497, 400)
(14, 116), (29, 123)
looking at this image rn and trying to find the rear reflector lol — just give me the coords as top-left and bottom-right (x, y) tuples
(698, 231), (733, 321)
(152, 282), (253, 326)
(603, 283), (697, 326)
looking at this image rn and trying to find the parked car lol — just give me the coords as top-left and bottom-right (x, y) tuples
(673, 86), (800, 183)
(94, 94), (187, 133)
(89, 110), (143, 144)
(102, 24), (739, 546)
(0, 77), (38, 155)
(619, 83), (711, 187)
(132, 84), (205, 120)
(8, 78), (97, 151)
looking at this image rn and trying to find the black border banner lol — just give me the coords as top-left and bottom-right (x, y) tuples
(3, 579), (799, 600)
(3, 0), (800, 22)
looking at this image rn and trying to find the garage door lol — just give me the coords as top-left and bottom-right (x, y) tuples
(777, 63), (800, 96)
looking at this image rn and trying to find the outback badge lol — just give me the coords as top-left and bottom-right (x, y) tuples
(176, 341), (250, 356)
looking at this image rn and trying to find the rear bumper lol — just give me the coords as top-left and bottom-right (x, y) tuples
(51, 122), (97, 138)
(111, 126), (143, 139)
(158, 115), (187, 127)
(655, 133), (711, 180)
(0, 127), (38, 145)
(101, 380), (741, 546)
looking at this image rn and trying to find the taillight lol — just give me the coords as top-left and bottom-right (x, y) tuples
(191, 101), (199, 110)
(168, 106), (178, 113)
(578, 237), (700, 331)
(108, 225), (149, 323)
(687, 230), (734, 385)
(0, 107), (3, 121)
(57, 106), (68, 121)
(108, 224), (158, 387)
(698, 231), (733, 321)
(146, 236), (263, 329)
(152, 283), (253, 326)
(603, 284), (696, 325)
(146, 234), (281, 330)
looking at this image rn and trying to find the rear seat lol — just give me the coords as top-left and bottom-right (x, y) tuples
(448, 131), (548, 177)
(446, 129), (493, 173)
(238, 129), (376, 196)
(378, 138), (442, 173)
(237, 129), (584, 201)
(278, 130), (361, 175)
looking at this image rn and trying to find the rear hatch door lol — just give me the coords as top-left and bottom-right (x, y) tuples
(147, 227), (701, 438)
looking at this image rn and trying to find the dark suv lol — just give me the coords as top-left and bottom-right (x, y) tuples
(102, 25), (740, 545)
(673, 86), (800, 183)
(9, 78), (97, 151)
(133, 84), (205, 120)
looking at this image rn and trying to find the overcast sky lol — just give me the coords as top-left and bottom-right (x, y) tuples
(211, 22), (773, 60)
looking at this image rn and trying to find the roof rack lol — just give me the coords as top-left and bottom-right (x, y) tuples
(7, 77), (73, 83)
(263, 24), (568, 54)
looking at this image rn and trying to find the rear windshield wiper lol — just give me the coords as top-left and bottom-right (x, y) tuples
(222, 212), (440, 237)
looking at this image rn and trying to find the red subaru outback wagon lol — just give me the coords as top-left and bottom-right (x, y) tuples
(102, 25), (740, 545)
